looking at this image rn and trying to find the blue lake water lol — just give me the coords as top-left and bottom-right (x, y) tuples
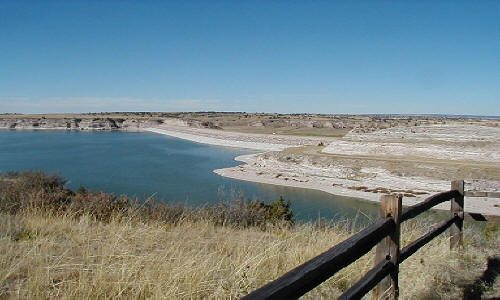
(0, 130), (380, 223)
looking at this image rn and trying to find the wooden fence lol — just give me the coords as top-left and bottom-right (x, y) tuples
(243, 180), (498, 299)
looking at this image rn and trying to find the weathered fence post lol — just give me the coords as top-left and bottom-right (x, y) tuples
(450, 180), (464, 250)
(373, 194), (402, 300)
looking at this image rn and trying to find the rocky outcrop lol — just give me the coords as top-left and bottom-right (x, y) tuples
(0, 116), (229, 131)
(0, 118), (163, 131)
(0, 118), (75, 129)
(119, 119), (162, 130)
(247, 119), (351, 129)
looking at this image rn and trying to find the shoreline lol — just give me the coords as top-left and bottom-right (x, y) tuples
(3, 126), (498, 217)
(213, 154), (454, 212)
(143, 126), (500, 217)
(144, 127), (292, 151)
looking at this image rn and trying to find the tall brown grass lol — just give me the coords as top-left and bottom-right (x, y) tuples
(0, 172), (498, 298)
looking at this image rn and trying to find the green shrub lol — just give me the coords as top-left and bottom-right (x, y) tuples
(0, 171), (294, 229)
(255, 196), (293, 225)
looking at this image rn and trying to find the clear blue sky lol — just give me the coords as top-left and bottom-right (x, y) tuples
(1, 1), (499, 115)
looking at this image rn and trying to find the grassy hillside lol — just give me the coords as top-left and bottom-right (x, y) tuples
(1, 172), (498, 298)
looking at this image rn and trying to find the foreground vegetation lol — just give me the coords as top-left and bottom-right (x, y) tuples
(0, 172), (498, 298)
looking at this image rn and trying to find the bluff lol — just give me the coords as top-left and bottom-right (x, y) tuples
(0, 117), (162, 131)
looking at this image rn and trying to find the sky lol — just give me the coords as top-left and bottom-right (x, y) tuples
(0, 1), (499, 115)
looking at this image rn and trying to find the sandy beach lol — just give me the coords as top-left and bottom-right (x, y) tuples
(145, 123), (500, 216)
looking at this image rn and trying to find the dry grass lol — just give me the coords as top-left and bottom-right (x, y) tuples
(346, 186), (429, 197)
(224, 126), (351, 137)
(1, 211), (498, 298)
(0, 172), (498, 298)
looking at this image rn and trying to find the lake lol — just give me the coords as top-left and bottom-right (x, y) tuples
(0, 130), (380, 223)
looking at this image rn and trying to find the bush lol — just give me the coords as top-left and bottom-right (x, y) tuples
(253, 196), (293, 225)
(200, 195), (293, 228)
(0, 171), (294, 229)
(0, 171), (71, 214)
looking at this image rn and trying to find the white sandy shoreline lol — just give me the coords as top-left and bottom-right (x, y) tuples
(213, 154), (469, 213)
(144, 126), (500, 217)
(144, 127), (292, 151)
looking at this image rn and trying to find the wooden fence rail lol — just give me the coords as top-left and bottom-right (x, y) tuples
(400, 190), (459, 222)
(241, 218), (395, 299)
(243, 180), (498, 299)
